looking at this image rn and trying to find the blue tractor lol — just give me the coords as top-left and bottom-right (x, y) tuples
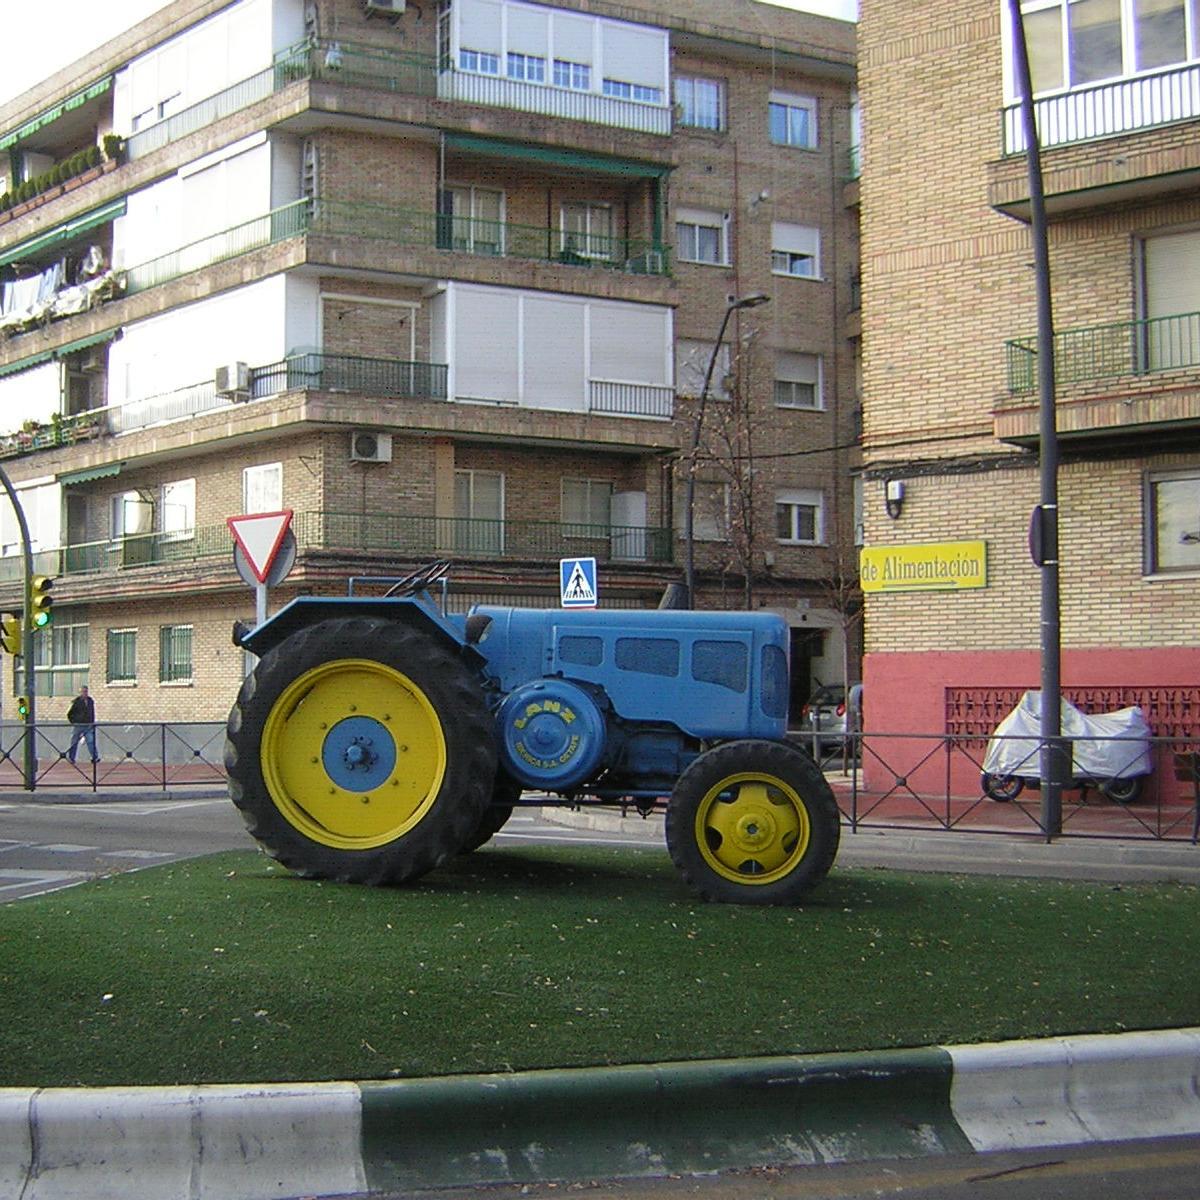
(225, 563), (840, 904)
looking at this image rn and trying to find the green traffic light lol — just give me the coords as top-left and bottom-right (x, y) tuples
(32, 610), (49, 628)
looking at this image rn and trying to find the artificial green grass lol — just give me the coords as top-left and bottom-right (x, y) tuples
(1, 844), (1197, 1088)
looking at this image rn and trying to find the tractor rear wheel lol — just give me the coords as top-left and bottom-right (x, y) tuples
(225, 617), (495, 885)
(460, 771), (522, 853)
(666, 740), (840, 905)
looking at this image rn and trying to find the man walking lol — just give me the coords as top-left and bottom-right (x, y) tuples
(67, 685), (99, 765)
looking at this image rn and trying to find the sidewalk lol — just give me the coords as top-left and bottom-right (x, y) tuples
(538, 803), (1200, 885)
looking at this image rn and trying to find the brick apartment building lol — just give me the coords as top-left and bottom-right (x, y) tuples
(858, 1), (1200, 751)
(0, 0), (859, 725)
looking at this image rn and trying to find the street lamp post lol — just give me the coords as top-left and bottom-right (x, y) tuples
(682, 292), (770, 610)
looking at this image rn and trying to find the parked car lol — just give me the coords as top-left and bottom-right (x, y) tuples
(799, 683), (861, 748)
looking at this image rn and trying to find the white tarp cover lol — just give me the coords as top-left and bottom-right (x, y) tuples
(982, 690), (1152, 781)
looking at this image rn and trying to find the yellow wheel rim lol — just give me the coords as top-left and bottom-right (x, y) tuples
(695, 772), (812, 885)
(261, 658), (447, 850)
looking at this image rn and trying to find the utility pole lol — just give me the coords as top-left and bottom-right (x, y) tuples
(1008, 0), (1065, 837)
(0, 464), (37, 788)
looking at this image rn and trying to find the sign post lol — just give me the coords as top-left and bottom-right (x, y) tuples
(560, 557), (598, 608)
(228, 511), (296, 651)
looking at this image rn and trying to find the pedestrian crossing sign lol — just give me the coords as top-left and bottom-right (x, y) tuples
(560, 557), (598, 608)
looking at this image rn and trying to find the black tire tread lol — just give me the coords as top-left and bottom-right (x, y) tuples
(665, 739), (840, 905)
(224, 617), (495, 885)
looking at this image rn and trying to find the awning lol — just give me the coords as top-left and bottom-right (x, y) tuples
(59, 461), (122, 486)
(443, 133), (671, 178)
(0, 197), (127, 268)
(0, 77), (113, 151)
(0, 328), (120, 380)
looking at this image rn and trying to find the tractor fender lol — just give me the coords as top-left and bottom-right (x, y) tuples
(235, 596), (479, 663)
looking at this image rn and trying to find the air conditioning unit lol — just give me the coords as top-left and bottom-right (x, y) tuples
(215, 362), (250, 396)
(350, 431), (392, 463)
(364, 0), (405, 14)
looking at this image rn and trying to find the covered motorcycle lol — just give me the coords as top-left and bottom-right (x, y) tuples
(981, 690), (1152, 804)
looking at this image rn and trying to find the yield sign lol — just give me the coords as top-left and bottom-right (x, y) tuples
(227, 510), (294, 584)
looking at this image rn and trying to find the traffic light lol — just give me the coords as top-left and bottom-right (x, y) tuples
(15, 695), (28, 719)
(30, 575), (53, 628)
(0, 613), (20, 656)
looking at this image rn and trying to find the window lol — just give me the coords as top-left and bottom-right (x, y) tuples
(159, 624), (193, 683)
(692, 640), (748, 693)
(769, 91), (818, 148)
(853, 474), (865, 546)
(772, 222), (821, 278)
(776, 488), (825, 544)
(675, 339), (732, 399)
(561, 202), (613, 260)
(1014, 0), (1198, 96)
(26, 623), (89, 698)
(562, 478), (613, 535)
(107, 629), (137, 684)
(439, 186), (504, 255)
(460, 47), (500, 74)
(615, 637), (679, 676)
(455, 469), (504, 553)
(507, 52), (545, 82)
(243, 462), (282, 514)
(111, 489), (153, 539)
(775, 352), (822, 409)
(681, 480), (730, 542)
(161, 478), (195, 542)
(553, 59), (591, 89)
(1142, 229), (1200, 370)
(1146, 470), (1200, 573)
(675, 76), (725, 129)
(602, 78), (662, 102)
(675, 208), (729, 266)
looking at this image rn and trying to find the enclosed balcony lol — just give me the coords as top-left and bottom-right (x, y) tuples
(996, 311), (1200, 445)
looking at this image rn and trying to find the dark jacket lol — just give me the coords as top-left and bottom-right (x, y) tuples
(67, 695), (95, 725)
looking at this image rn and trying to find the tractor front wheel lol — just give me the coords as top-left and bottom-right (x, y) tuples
(225, 617), (495, 885)
(666, 740), (840, 905)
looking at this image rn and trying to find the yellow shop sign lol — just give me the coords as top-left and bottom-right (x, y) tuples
(860, 540), (987, 593)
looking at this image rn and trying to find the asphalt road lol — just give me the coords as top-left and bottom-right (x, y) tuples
(0, 799), (668, 902)
(385, 1137), (1200, 1200)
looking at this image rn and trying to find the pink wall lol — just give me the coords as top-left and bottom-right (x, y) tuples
(859, 647), (1200, 801)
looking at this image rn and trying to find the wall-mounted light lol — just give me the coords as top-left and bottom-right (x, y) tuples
(884, 479), (905, 520)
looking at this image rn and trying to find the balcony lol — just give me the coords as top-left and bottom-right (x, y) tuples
(124, 199), (310, 294)
(1002, 61), (1200, 154)
(997, 311), (1200, 445)
(991, 61), (1200, 218)
(437, 70), (671, 136)
(123, 40), (437, 162)
(1005, 311), (1200, 393)
(310, 199), (669, 276)
(0, 511), (673, 583)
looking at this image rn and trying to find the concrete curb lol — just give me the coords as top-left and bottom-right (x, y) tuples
(2, 1028), (1198, 1198)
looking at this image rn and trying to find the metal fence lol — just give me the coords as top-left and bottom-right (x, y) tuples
(4, 719), (1197, 847)
(799, 730), (1200, 844)
(0, 721), (227, 791)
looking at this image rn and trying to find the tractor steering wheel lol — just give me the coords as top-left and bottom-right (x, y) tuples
(384, 560), (451, 598)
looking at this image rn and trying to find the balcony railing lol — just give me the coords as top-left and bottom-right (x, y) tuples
(0, 511), (673, 582)
(251, 353), (448, 400)
(124, 40), (437, 162)
(1006, 310), (1200, 393)
(309, 199), (669, 275)
(123, 199), (310, 294)
(588, 379), (673, 418)
(1002, 60), (1200, 154)
(437, 69), (671, 136)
